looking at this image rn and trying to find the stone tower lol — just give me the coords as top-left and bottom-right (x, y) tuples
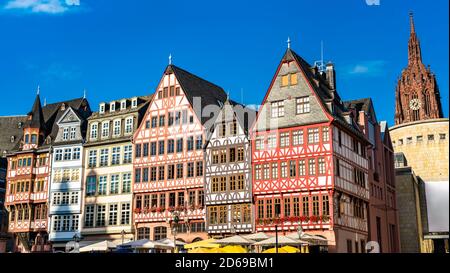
(394, 12), (444, 125)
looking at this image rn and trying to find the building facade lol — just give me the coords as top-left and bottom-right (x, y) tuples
(48, 104), (92, 251)
(252, 48), (370, 253)
(5, 94), (88, 252)
(390, 12), (449, 252)
(204, 99), (256, 235)
(133, 65), (227, 243)
(345, 99), (400, 252)
(81, 96), (150, 244)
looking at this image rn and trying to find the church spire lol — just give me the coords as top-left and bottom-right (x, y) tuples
(408, 11), (422, 64)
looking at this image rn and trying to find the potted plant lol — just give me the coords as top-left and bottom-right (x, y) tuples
(300, 215), (309, 223)
(321, 215), (330, 222)
(310, 215), (319, 223)
(134, 208), (141, 214)
(150, 206), (157, 213)
(167, 206), (175, 212)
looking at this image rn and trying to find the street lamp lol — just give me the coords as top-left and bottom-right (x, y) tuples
(121, 230), (126, 245)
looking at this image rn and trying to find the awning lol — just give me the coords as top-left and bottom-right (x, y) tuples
(254, 235), (307, 246)
(216, 235), (255, 245)
(79, 240), (117, 252)
(184, 238), (220, 249)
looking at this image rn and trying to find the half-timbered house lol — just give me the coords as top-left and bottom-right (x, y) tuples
(204, 99), (256, 235)
(251, 47), (370, 253)
(133, 64), (227, 243)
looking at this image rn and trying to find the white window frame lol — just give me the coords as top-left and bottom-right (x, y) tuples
(90, 123), (98, 139)
(113, 119), (121, 136)
(125, 117), (133, 134)
(101, 121), (110, 138)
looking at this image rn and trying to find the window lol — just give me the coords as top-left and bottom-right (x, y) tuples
(154, 226), (167, 241)
(290, 73), (298, 85)
(158, 166), (164, 181)
(100, 149), (109, 167)
(176, 164), (183, 179)
(151, 116), (157, 128)
(121, 203), (130, 225)
(137, 227), (150, 240)
(266, 199), (273, 218)
(237, 174), (244, 190)
(255, 136), (264, 150)
(428, 134), (434, 141)
(63, 128), (69, 140)
(296, 96), (310, 114)
(271, 163), (278, 179)
(86, 175), (97, 196)
(289, 160), (296, 177)
(271, 100), (285, 118)
(196, 161), (203, 177)
(302, 196), (309, 216)
(63, 148), (72, 161)
(96, 176), (107, 195)
(176, 138), (183, 153)
(322, 195), (329, 216)
(122, 173), (131, 193)
(293, 130), (303, 146)
(159, 115), (165, 127)
(135, 144), (141, 158)
(158, 140), (165, 155)
(113, 120), (121, 136)
(262, 164), (269, 180)
(121, 100), (126, 110)
(308, 128), (319, 144)
(110, 102), (116, 112)
(131, 98), (137, 108)
(318, 157), (326, 175)
(406, 137), (412, 144)
(211, 177), (219, 193)
(237, 147), (244, 162)
(230, 119), (237, 135)
(184, 136), (194, 152)
(209, 207), (218, 224)
(312, 196), (319, 216)
(255, 165), (261, 180)
(151, 167), (157, 181)
(257, 200), (264, 219)
(101, 122), (110, 138)
(347, 240), (353, 253)
(196, 135), (203, 150)
(212, 150), (219, 164)
(73, 147), (81, 160)
(293, 197), (300, 216)
(96, 205), (106, 227)
(123, 145), (132, 164)
(167, 139), (174, 154)
(439, 133), (446, 140)
(416, 135), (423, 142)
(160, 193), (166, 208)
(109, 204), (118, 225)
(177, 192), (185, 207)
(111, 147), (121, 165)
(280, 132), (290, 147)
(281, 162), (287, 178)
(188, 191), (195, 206)
(309, 158), (316, 175)
(267, 134), (277, 149)
(110, 174), (119, 194)
(229, 175), (236, 191)
(322, 127), (329, 142)
(84, 205), (94, 227)
(55, 149), (63, 161)
(219, 206), (227, 223)
(125, 117), (133, 134)
(281, 75), (289, 87)
(70, 127), (76, 140)
(187, 162), (194, 178)
(298, 160), (306, 176)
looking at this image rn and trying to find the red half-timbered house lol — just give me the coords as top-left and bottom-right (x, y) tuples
(133, 64), (227, 243)
(252, 48), (370, 253)
(5, 92), (89, 252)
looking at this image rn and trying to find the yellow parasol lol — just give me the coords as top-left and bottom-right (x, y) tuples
(280, 245), (301, 253)
(184, 238), (220, 249)
(188, 247), (213, 253)
(220, 245), (247, 253)
(262, 247), (288, 253)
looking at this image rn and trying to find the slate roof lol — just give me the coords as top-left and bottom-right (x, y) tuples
(167, 65), (228, 125)
(24, 94), (46, 130)
(0, 115), (27, 157)
(344, 98), (372, 113)
(284, 48), (368, 142)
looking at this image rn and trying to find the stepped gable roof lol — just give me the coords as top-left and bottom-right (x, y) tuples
(0, 115), (27, 156)
(167, 64), (228, 125)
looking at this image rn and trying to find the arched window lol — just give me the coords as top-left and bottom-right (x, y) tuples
(137, 227), (151, 240)
(154, 226), (167, 241)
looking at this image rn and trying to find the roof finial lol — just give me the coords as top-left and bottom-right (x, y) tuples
(44, 98), (47, 106)
(409, 11), (415, 34)
(83, 89), (86, 99)
(287, 37), (291, 49)
(169, 53), (172, 65)
(36, 85), (40, 95)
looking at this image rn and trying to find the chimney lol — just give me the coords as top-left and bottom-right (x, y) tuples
(325, 62), (336, 90)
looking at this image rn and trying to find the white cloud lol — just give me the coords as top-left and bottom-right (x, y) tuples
(347, 60), (386, 76)
(3, 0), (81, 14)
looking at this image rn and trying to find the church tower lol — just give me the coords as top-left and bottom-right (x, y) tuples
(394, 12), (444, 125)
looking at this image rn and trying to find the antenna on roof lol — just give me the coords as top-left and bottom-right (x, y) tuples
(314, 40), (326, 73)
(169, 54), (172, 65)
(83, 89), (86, 99)
(287, 37), (291, 49)
(36, 85), (40, 95)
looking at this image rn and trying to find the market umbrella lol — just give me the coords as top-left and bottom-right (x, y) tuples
(156, 238), (186, 248)
(216, 235), (255, 245)
(184, 238), (220, 249)
(287, 232), (328, 245)
(118, 239), (171, 250)
(243, 232), (272, 241)
(220, 245), (248, 253)
(262, 247), (288, 253)
(253, 235), (307, 246)
(280, 245), (300, 253)
(79, 240), (116, 252)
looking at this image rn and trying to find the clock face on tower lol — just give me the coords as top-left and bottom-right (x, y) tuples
(409, 98), (421, 110)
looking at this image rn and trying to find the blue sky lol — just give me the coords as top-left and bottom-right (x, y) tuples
(0, 0), (448, 126)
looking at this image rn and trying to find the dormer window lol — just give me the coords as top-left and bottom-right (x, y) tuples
(131, 98), (138, 108)
(24, 134), (30, 144)
(120, 100), (127, 110)
(110, 102), (116, 112)
(31, 134), (37, 144)
(99, 103), (106, 114)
